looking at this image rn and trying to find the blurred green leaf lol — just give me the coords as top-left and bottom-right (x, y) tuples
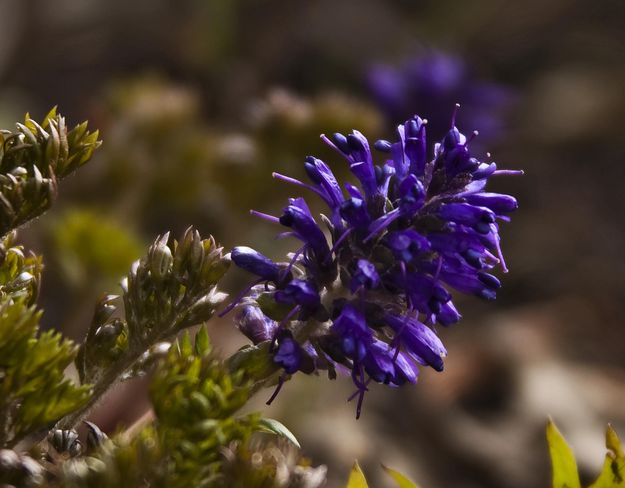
(51, 209), (143, 286)
(195, 325), (211, 356)
(590, 425), (625, 488)
(382, 464), (421, 488)
(257, 418), (300, 449)
(547, 420), (581, 488)
(346, 461), (369, 488)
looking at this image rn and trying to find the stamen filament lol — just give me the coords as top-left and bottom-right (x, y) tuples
(250, 209), (280, 224)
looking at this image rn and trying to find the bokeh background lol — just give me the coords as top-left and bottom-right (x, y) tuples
(2, 0), (625, 486)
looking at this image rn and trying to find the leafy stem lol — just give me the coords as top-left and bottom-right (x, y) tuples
(57, 228), (231, 430)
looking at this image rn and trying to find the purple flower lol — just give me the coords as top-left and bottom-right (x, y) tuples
(367, 52), (514, 144)
(228, 110), (520, 417)
(350, 259), (380, 292)
(271, 329), (314, 375)
(274, 279), (321, 312)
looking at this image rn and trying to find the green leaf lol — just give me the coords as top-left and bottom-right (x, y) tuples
(589, 425), (625, 488)
(382, 464), (421, 488)
(179, 331), (193, 357)
(195, 326), (211, 356)
(257, 417), (300, 449)
(146, 333), (260, 485)
(346, 461), (369, 488)
(547, 420), (581, 488)
(0, 296), (91, 447)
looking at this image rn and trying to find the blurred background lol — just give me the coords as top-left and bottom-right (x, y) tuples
(2, 0), (625, 486)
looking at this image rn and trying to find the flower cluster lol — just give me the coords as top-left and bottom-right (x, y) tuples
(227, 111), (520, 417)
(367, 52), (514, 144)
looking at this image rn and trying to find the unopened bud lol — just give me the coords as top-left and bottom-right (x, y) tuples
(236, 305), (277, 344)
(201, 252), (231, 285)
(94, 319), (124, 344)
(83, 421), (108, 450)
(91, 294), (118, 328)
(185, 290), (228, 324)
(48, 429), (81, 456)
(148, 234), (173, 281)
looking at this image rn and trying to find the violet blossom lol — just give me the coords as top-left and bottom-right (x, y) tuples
(227, 109), (521, 418)
(367, 52), (514, 144)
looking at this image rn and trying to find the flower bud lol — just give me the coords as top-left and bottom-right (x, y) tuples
(84, 421), (108, 450)
(350, 259), (380, 292)
(340, 197), (370, 229)
(200, 252), (231, 285)
(274, 279), (321, 310)
(465, 192), (518, 214)
(184, 290), (227, 324)
(48, 429), (82, 456)
(438, 202), (495, 226)
(373, 139), (392, 152)
(94, 320), (124, 346)
(231, 246), (281, 283)
(91, 294), (118, 328)
(236, 305), (278, 344)
(272, 329), (314, 375)
(148, 233), (173, 281)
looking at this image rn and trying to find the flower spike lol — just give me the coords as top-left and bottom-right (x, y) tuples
(231, 111), (520, 418)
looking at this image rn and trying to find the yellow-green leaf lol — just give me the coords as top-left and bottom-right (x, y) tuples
(547, 420), (581, 488)
(195, 326), (211, 356)
(382, 464), (421, 488)
(257, 418), (300, 449)
(590, 425), (625, 488)
(346, 461), (369, 488)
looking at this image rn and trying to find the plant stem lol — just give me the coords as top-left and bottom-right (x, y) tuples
(56, 352), (138, 430)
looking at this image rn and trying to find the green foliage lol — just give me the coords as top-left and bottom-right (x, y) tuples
(0, 108), (100, 236)
(74, 228), (229, 388)
(0, 232), (42, 305)
(0, 232), (90, 448)
(225, 341), (280, 392)
(0, 108), (325, 486)
(53, 328), (315, 487)
(149, 329), (259, 486)
(547, 420), (625, 488)
(50, 209), (143, 287)
(0, 296), (91, 448)
(122, 228), (230, 348)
